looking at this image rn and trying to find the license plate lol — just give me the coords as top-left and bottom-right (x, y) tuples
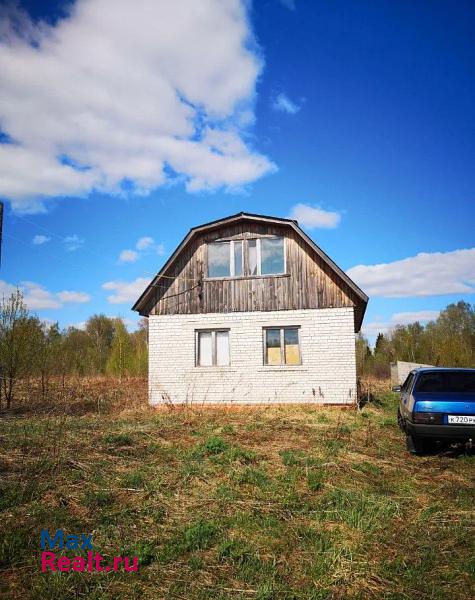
(448, 415), (475, 425)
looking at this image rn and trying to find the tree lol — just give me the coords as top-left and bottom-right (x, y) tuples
(430, 301), (475, 367)
(372, 332), (392, 378)
(62, 327), (94, 375)
(106, 319), (134, 379)
(0, 289), (30, 409)
(85, 314), (115, 374)
(34, 322), (63, 400)
(130, 322), (147, 376)
(355, 333), (372, 377)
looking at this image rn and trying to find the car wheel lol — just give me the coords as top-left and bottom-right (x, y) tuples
(406, 434), (432, 455)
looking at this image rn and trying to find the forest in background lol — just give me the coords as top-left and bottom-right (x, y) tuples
(0, 290), (147, 408)
(0, 289), (474, 409)
(357, 301), (475, 378)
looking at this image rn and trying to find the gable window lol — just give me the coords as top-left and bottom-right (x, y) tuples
(260, 238), (285, 275)
(263, 327), (301, 366)
(208, 237), (285, 278)
(248, 239), (258, 276)
(208, 242), (230, 277)
(233, 240), (243, 276)
(196, 329), (230, 366)
(208, 241), (243, 278)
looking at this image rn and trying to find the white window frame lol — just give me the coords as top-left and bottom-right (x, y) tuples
(230, 240), (243, 277)
(247, 238), (260, 276)
(248, 237), (286, 277)
(195, 329), (230, 367)
(207, 236), (286, 278)
(262, 326), (301, 366)
(208, 241), (243, 278)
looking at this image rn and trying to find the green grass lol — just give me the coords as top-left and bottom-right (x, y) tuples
(0, 380), (473, 599)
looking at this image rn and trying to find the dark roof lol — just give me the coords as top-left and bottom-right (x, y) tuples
(132, 212), (368, 328)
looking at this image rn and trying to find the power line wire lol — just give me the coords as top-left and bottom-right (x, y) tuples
(11, 214), (198, 282)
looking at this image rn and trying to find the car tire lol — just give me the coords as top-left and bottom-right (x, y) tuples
(406, 433), (432, 455)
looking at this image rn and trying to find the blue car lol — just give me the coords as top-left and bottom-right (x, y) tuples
(395, 368), (475, 454)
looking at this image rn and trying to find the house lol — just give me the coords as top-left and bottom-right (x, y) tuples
(132, 212), (368, 406)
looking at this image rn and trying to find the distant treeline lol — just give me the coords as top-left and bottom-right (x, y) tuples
(1, 290), (474, 408)
(357, 301), (475, 378)
(0, 290), (147, 408)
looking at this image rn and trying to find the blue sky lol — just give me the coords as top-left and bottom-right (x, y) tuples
(1, 0), (474, 338)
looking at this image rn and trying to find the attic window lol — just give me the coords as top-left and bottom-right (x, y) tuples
(208, 241), (243, 278)
(208, 237), (285, 278)
(260, 238), (285, 275)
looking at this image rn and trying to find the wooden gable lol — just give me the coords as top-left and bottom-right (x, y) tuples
(133, 213), (368, 332)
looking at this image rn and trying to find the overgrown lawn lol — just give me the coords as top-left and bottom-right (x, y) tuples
(0, 382), (473, 599)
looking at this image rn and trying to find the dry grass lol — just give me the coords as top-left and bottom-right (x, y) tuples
(0, 378), (473, 599)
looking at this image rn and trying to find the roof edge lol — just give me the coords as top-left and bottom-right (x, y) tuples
(132, 212), (368, 317)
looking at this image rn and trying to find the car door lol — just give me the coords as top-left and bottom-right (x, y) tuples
(400, 372), (415, 419)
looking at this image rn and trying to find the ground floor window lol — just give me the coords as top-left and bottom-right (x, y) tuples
(196, 329), (230, 366)
(263, 327), (301, 366)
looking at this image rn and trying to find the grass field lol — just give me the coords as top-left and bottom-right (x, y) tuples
(0, 379), (473, 599)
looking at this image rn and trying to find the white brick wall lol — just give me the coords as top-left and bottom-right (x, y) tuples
(148, 307), (357, 406)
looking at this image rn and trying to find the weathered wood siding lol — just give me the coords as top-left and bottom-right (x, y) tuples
(144, 221), (362, 326)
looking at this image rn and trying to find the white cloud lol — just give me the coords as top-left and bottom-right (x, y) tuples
(102, 277), (151, 304)
(0, 280), (91, 310)
(289, 203), (341, 229)
(67, 321), (87, 331)
(56, 290), (91, 304)
(32, 234), (51, 245)
(136, 237), (154, 251)
(118, 249), (139, 263)
(390, 310), (440, 325)
(0, 0), (275, 212)
(361, 321), (391, 336)
(272, 92), (301, 115)
(0, 280), (19, 300)
(119, 237), (165, 263)
(16, 282), (61, 310)
(347, 248), (475, 298)
(63, 234), (84, 252)
(278, 0), (296, 9)
(362, 310), (441, 337)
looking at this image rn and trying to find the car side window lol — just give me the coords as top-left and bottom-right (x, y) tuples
(402, 373), (414, 392)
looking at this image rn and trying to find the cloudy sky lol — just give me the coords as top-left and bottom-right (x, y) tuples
(1, 0), (474, 338)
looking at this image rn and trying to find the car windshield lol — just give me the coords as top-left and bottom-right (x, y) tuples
(414, 371), (475, 394)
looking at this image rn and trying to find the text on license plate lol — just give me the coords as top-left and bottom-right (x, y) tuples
(448, 415), (475, 425)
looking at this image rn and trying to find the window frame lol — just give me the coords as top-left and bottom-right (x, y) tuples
(207, 236), (286, 279)
(401, 372), (415, 393)
(232, 240), (243, 277)
(207, 240), (244, 278)
(257, 237), (286, 276)
(262, 326), (302, 366)
(195, 328), (230, 367)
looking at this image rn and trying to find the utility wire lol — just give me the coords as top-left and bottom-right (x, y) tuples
(5, 232), (97, 277)
(150, 282), (201, 299)
(13, 213), (111, 263)
(10, 214), (199, 282)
